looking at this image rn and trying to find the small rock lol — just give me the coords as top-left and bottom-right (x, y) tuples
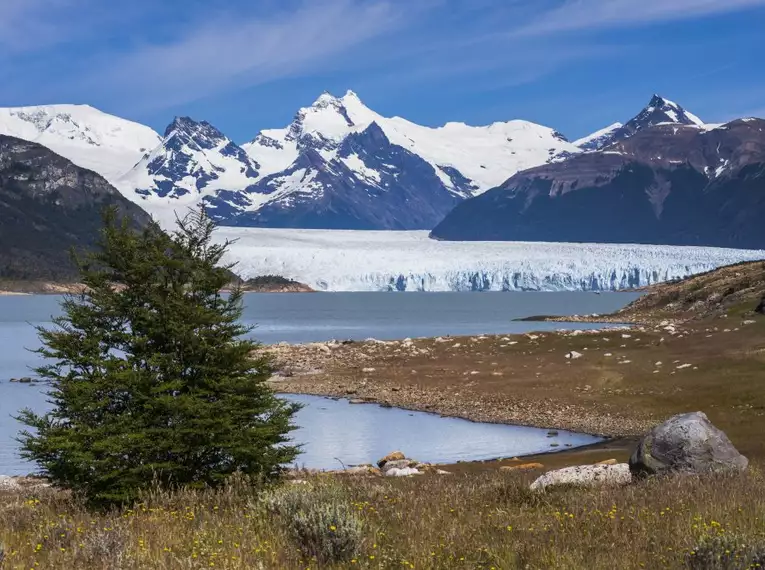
(362, 368), (376, 373)
(566, 351), (583, 360)
(18, 377), (32, 384)
(435, 469), (452, 475)
(530, 463), (631, 491)
(0, 476), (22, 491)
(377, 451), (406, 467)
(676, 364), (692, 370)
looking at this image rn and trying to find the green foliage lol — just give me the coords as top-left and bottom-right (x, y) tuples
(17, 208), (300, 505)
(263, 482), (364, 565)
(686, 533), (765, 570)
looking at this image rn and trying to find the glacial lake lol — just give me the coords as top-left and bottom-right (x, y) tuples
(0, 291), (637, 474)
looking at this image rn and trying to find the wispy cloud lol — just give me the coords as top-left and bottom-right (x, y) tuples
(79, 0), (408, 111)
(517, 0), (765, 35)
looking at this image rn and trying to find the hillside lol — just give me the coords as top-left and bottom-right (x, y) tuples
(0, 135), (152, 281)
(431, 115), (765, 247)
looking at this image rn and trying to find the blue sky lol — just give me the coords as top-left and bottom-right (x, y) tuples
(2, 0), (765, 142)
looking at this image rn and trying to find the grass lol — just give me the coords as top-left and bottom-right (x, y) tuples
(3, 470), (765, 569)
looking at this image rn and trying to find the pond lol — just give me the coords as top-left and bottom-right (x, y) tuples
(0, 385), (602, 475)
(0, 291), (632, 474)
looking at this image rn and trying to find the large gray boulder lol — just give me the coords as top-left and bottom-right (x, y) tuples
(530, 463), (631, 491)
(629, 411), (748, 476)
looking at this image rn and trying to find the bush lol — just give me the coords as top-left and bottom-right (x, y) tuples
(263, 483), (363, 564)
(686, 533), (765, 569)
(17, 208), (300, 505)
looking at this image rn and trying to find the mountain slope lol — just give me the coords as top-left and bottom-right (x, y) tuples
(222, 122), (464, 229)
(0, 104), (161, 184)
(431, 117), (765, 248)
(0, 135), (152, 280)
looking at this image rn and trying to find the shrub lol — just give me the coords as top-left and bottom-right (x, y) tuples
(16, 208), (300, 505)
(263, 483), (363, 564)
(686, 533), (765, 570)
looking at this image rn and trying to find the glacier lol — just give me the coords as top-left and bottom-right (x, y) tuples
(217, 228), (765, 292)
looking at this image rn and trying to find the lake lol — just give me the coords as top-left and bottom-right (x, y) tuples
(0, 291), (637, 474)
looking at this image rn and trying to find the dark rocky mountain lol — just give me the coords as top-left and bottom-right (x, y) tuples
(0, 135), (151, 281)
(218, 122), (464, 229)
(431, 118), (765, 248)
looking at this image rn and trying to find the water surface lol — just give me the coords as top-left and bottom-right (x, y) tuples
(0, 291), (634, 474)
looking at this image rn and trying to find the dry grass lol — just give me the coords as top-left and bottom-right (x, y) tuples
(2, 469), (765, 569)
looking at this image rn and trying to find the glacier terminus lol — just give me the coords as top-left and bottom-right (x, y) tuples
(218, 229), (765, 292)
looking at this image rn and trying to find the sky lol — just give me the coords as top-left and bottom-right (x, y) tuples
(1, 0), (765, 142)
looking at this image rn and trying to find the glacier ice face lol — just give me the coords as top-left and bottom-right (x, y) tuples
(217, 228), (765, 292)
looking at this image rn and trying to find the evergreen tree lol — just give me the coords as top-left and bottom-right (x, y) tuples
(18, 208), (300, 504)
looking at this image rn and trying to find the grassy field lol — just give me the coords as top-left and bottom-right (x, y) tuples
(2, 261), (764, 569)
(3, 469), (765, 569)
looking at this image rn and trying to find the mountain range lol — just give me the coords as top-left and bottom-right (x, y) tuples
(0, 92), (763, 248)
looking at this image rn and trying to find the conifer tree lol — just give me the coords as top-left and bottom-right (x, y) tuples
(18, 208), (300, 504)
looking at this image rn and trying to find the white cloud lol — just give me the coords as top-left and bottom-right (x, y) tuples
(518, 0), (765, 34)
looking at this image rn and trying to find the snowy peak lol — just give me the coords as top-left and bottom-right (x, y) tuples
(575, 95), (705, 152)
(634, 94), (704, 128)
(0, 103), (161, 183)
(118, 116), (259, 207)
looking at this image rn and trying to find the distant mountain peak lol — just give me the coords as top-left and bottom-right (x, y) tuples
(575, 94), (705, 152)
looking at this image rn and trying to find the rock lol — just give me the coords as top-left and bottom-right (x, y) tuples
(629, 411), (749, 476)
(547, 430), (559, 437)
(756, 297), (765, 315)
(385, 467), (422, 477)
(348, 399), (368, 405)
(377, 451), (406, 468)
(435, 469), (452, 475)
(381, 459), (417, 472)
(0, 476), (22, 491)
(530, 463), (632, 491)
(18, 377), (32, 383)
(566, 351), (583, 360)
(596, 459), (618, 465)
(501, 462), (544, 472)
(9, 378), (18, 382)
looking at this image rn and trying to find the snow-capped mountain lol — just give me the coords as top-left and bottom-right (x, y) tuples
(244, 90), (580, 194)
(575, 95), (706, 151)
(117, 117), (261, 224)
(0, 104), (161, 183)
(116, 91), (580, 229)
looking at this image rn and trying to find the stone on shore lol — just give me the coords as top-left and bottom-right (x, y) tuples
(377, 451), (406, 468)
(629, 411), (748, 476)
(530, 463), (632, 491)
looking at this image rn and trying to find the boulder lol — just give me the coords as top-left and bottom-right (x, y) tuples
(530, 463), (631, 491)
(385, 467), (422, 477)
(377, 451), (406, 468)
(756, 296), (765, 315)
(339, 465), (381, 476)
(629, 411), (748, 476)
